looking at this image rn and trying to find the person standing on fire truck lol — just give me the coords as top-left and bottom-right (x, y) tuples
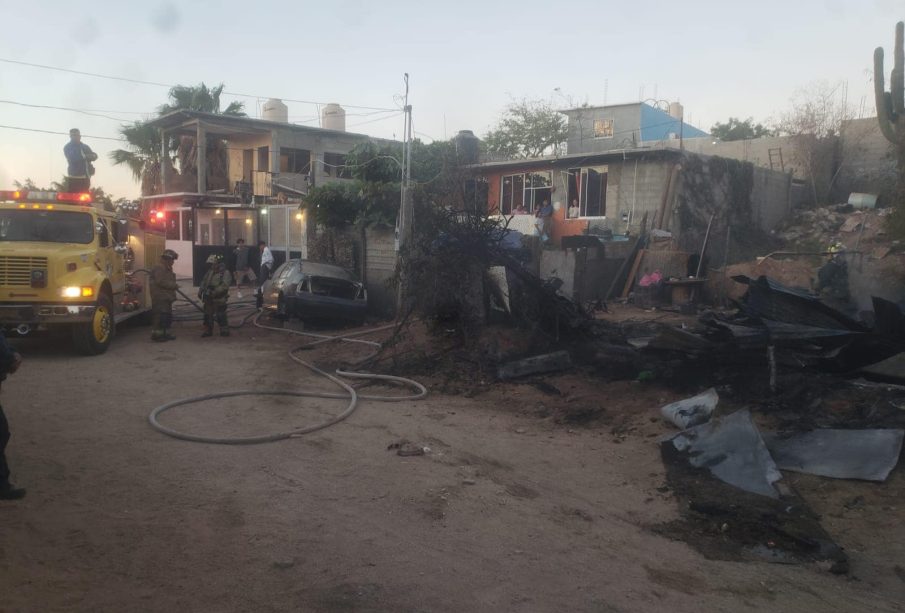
(63, 128), (98, 193)
(149, 249), (180, 342)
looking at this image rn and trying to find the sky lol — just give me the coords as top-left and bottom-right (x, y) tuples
(0, 0), (900, 199)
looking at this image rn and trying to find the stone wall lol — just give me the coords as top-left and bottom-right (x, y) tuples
(672, 153), (790, 265)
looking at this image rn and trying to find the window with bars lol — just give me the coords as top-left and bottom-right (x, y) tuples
(593, 119), (614, 138)
(499, 172), (551, 215)
(566, 166), (608, 218)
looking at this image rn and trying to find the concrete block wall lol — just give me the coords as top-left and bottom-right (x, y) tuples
(837, 117), (897, 202)
(751, 166), (792, 230)
(363, 226), (397, 317)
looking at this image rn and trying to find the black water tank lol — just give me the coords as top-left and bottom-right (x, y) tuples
(454, 130), (481, 165)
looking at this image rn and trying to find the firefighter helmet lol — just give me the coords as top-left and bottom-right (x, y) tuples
(162, 249), (179, 260)
(205, 254), (223, 264)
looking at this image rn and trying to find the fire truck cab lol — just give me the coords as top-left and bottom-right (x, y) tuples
(0, 189), (165, 354)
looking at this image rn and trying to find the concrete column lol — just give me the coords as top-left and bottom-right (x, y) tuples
(196, 124), (207, 194)
(270, 131), (280, 186)
(160, 129), (171, 193)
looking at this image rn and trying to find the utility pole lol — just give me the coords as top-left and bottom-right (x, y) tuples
(396, 73), (414, 314)
(399, 73), (413, 248)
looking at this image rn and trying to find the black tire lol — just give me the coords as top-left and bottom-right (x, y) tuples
(72, 292), (115, 355)
(276, 294), (290, 320)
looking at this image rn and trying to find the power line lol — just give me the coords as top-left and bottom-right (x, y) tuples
(0, 99), (148, 122)
(346, 111), (404, 129)
(0, 124), (125, 141)
(0, 57), (399, 112)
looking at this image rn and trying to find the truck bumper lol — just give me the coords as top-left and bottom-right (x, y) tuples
(0, 303), (96, 325)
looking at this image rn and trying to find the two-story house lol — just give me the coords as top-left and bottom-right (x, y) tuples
(142, 100), (393, 281)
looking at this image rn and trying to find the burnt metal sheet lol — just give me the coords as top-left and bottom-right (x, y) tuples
(764, 429), (904, 481)
(732, 275), (867, 332)
(860, 352), (905, 383)
(872, 297), (905, 340)
(671, 410), (782, 498)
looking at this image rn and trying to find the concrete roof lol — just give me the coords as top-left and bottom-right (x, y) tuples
(557, 101), (648, 114)
(144, 109), (389, 141)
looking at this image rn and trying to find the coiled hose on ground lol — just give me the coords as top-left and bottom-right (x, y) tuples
(148, 313), (427, 444)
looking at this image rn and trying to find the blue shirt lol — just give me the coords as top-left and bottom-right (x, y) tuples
(64, 141), (97, 178)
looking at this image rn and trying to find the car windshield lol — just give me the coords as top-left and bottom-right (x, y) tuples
(0, 209), (94, 244)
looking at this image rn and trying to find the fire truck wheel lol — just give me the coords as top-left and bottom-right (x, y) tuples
(73, 292), (115, 355)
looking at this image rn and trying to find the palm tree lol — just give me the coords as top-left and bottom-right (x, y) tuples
(110, 82), (245, 195)
(110, 121), (167, 196)
(157, 83), (245, 117)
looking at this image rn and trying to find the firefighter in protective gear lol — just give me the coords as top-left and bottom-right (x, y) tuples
(149, 249), (179, 342)
(199, 254), (232, 337)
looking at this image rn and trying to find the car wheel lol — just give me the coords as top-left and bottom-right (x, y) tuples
(276, 294), (289, 320)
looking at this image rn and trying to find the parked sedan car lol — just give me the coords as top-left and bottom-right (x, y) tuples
(262, 259), (368, 324)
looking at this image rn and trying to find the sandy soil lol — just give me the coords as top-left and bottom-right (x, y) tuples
(0, 315), (903, 613)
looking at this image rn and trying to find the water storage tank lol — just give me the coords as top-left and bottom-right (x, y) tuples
(262, 98), (288, 123)
(454, 130), (481, 165)
(668, 101), (684, 120)
(322, 103), (346, 131)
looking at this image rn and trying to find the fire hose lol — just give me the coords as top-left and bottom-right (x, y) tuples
(147, 315), (427, 444)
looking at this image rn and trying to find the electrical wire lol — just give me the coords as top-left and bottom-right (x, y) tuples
(0, 99), (152, 122)
(0, 57), (398, 112)
(0, 124), (125, 141)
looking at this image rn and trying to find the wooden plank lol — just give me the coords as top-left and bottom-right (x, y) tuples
(621, 249), (646, 298)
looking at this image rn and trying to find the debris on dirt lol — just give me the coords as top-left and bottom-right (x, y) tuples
(658, 440), (849, 574)
(498, 350), (572, 380)
(843, 495), (866, 511)
(387, 440), (428, 457)
(763, 429), (904, 481)
(554, 405), (608, 426)
(667, 410), (782, 498)
(660, 388), (719, 429)
(526, 380), (562, 396)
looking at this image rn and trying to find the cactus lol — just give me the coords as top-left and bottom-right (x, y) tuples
(875, 21), (905, 213)
(875, 22), (905, 145)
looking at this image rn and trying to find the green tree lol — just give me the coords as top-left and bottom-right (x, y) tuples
(157, 83), (245, 117)
(109, 121), (165, 196)
(302, 138), (467, 228)
(484, 98), (567, 159)
(710, 117), (776, 141)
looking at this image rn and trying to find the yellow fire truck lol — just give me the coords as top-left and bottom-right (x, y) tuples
(0, 189), (165, 354)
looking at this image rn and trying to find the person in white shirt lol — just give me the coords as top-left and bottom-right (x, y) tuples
(256, 241), (274, 308)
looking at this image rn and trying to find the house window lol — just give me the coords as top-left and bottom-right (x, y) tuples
(566, 166), (608, 218)
(593, 119), (614, 139)
(499, 172), (551, 215)
(323, 152), (352, 179)
(279, 148), (311, 174)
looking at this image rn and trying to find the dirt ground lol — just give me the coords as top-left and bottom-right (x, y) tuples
(1, 313), (904, 613)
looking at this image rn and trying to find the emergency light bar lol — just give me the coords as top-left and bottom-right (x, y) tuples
(0, 190), (92, 204)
